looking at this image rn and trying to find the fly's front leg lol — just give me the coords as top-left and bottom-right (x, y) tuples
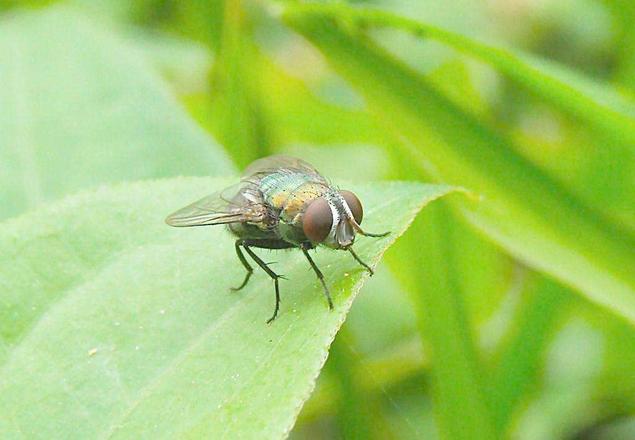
(301, 244), (334, 310)
(241, 241), (284, 324)
(230, 240), (253, 292)
(347, 247), (375, 276)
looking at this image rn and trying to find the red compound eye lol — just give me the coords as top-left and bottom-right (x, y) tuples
(340, 190), (363, 224)
(303, 197), (333, 243)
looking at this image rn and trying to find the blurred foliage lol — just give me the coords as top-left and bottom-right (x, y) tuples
(1, 0), (634, 438)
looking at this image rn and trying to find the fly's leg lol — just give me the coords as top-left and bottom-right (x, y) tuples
(347, 247), (374, 276)
(230, 240), (253, 292)
(361, 231), (390, 238)
(242, 242), (283, 324)
(351, 222), (390, 238)
(301, 246), (334, 310)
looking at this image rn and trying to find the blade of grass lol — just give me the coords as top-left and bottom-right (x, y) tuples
(488, 276), (572, 434)
(388, 202), (497, 439)
(185, 44), (389, 148)
(280, 3), (635, 148)
(210, 0), (269, 166)
(283, 8), (635, 327)
(173, 0), (225, 50)
(327, 329), (376, 439)
(602, 0), (635, 91)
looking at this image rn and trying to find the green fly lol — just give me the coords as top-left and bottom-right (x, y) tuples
(165, 155), (389, 323)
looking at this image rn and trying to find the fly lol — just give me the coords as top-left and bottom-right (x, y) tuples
(165, 155), (389, 323)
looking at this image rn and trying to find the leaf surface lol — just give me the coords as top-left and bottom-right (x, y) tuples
(0, 177), (453, 439)
(0, 7), (233, 220)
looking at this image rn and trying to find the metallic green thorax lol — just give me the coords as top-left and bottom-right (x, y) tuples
(259, 170), (331, 243)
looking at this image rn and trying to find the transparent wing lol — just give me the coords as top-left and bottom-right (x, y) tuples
(242, 155), (328, 184)
(165, 181), (267, 227)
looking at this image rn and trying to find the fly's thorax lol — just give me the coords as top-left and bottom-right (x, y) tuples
(265, 179), (330, 225)
(259, 172), (322, 210)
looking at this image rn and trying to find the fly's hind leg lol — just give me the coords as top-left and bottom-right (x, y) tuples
(241, 241), (284, 324)
(230, 240), (253, 292)
(301, 244), (334, 310)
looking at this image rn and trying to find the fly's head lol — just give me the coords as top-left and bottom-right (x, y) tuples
(302, 190), (367, 249)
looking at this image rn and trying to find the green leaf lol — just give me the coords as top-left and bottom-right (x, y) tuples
(281, 3), (635, 148)
(284, 9), (635, 326)
(488, 276), (572, 433)
(0, 7), (233, 220)
(209, 0), (269, 167)
(0, 177), (454, 438)
(604, 0), (635, 91)
(384, 148), (510, 438)
(388, 204), (498, 439)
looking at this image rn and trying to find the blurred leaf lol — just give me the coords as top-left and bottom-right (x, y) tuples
(0, 7), (233, 220)
(284, 8), (635, 327)
(257, 54), (388, 148)
(426, 60), (490, 119)
(282, 4), (635, 148)
(172, 0), (225, 49)
(515, 319), (604, 439)
(0, 177), (454, 438)
(344, 265), (419, 355)
(65, 0), (136, 22)
(488, 276), (571, 433)
(385, 131), (511, 438)
(210, 0), (269, 167)
(388, 203), (498, 439)
(124, 28), (213, 94)
(327, 330), (378, 439)
(603, 0), (635, 91)
(583, 303), (635, 415)
(185, 44), (389, 149)
(296, 335), (426, 426)
(508, 115), (635, 235)
(315, 264), (423, 438)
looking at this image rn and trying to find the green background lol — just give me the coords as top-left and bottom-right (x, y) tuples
(1, 0), (634, 438)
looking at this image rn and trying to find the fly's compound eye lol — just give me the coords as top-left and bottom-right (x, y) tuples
(303, 197), (333, 243)
(340, 190), (363, 225)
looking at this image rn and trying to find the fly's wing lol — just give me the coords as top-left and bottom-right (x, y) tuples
(242, 155), (328, 184)
(165, 181), (267, 227)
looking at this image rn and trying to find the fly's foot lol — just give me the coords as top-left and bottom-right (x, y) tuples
(347, 247), (374, 276)
(230, 271), (252, 292)
(265, 275), (284, 324)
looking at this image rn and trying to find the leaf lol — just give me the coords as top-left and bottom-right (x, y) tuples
(0, 7), (234, 221)
(0, 177), (454, 439)
(281, 3), (635, 148)
(209, 0), (269, 167)
(388, 204), (498, 439)
(124, 29), (213, 94)
(384, 149), (510, 437)
(284, 9), (635, 327)
(488, 276), (572, 433)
